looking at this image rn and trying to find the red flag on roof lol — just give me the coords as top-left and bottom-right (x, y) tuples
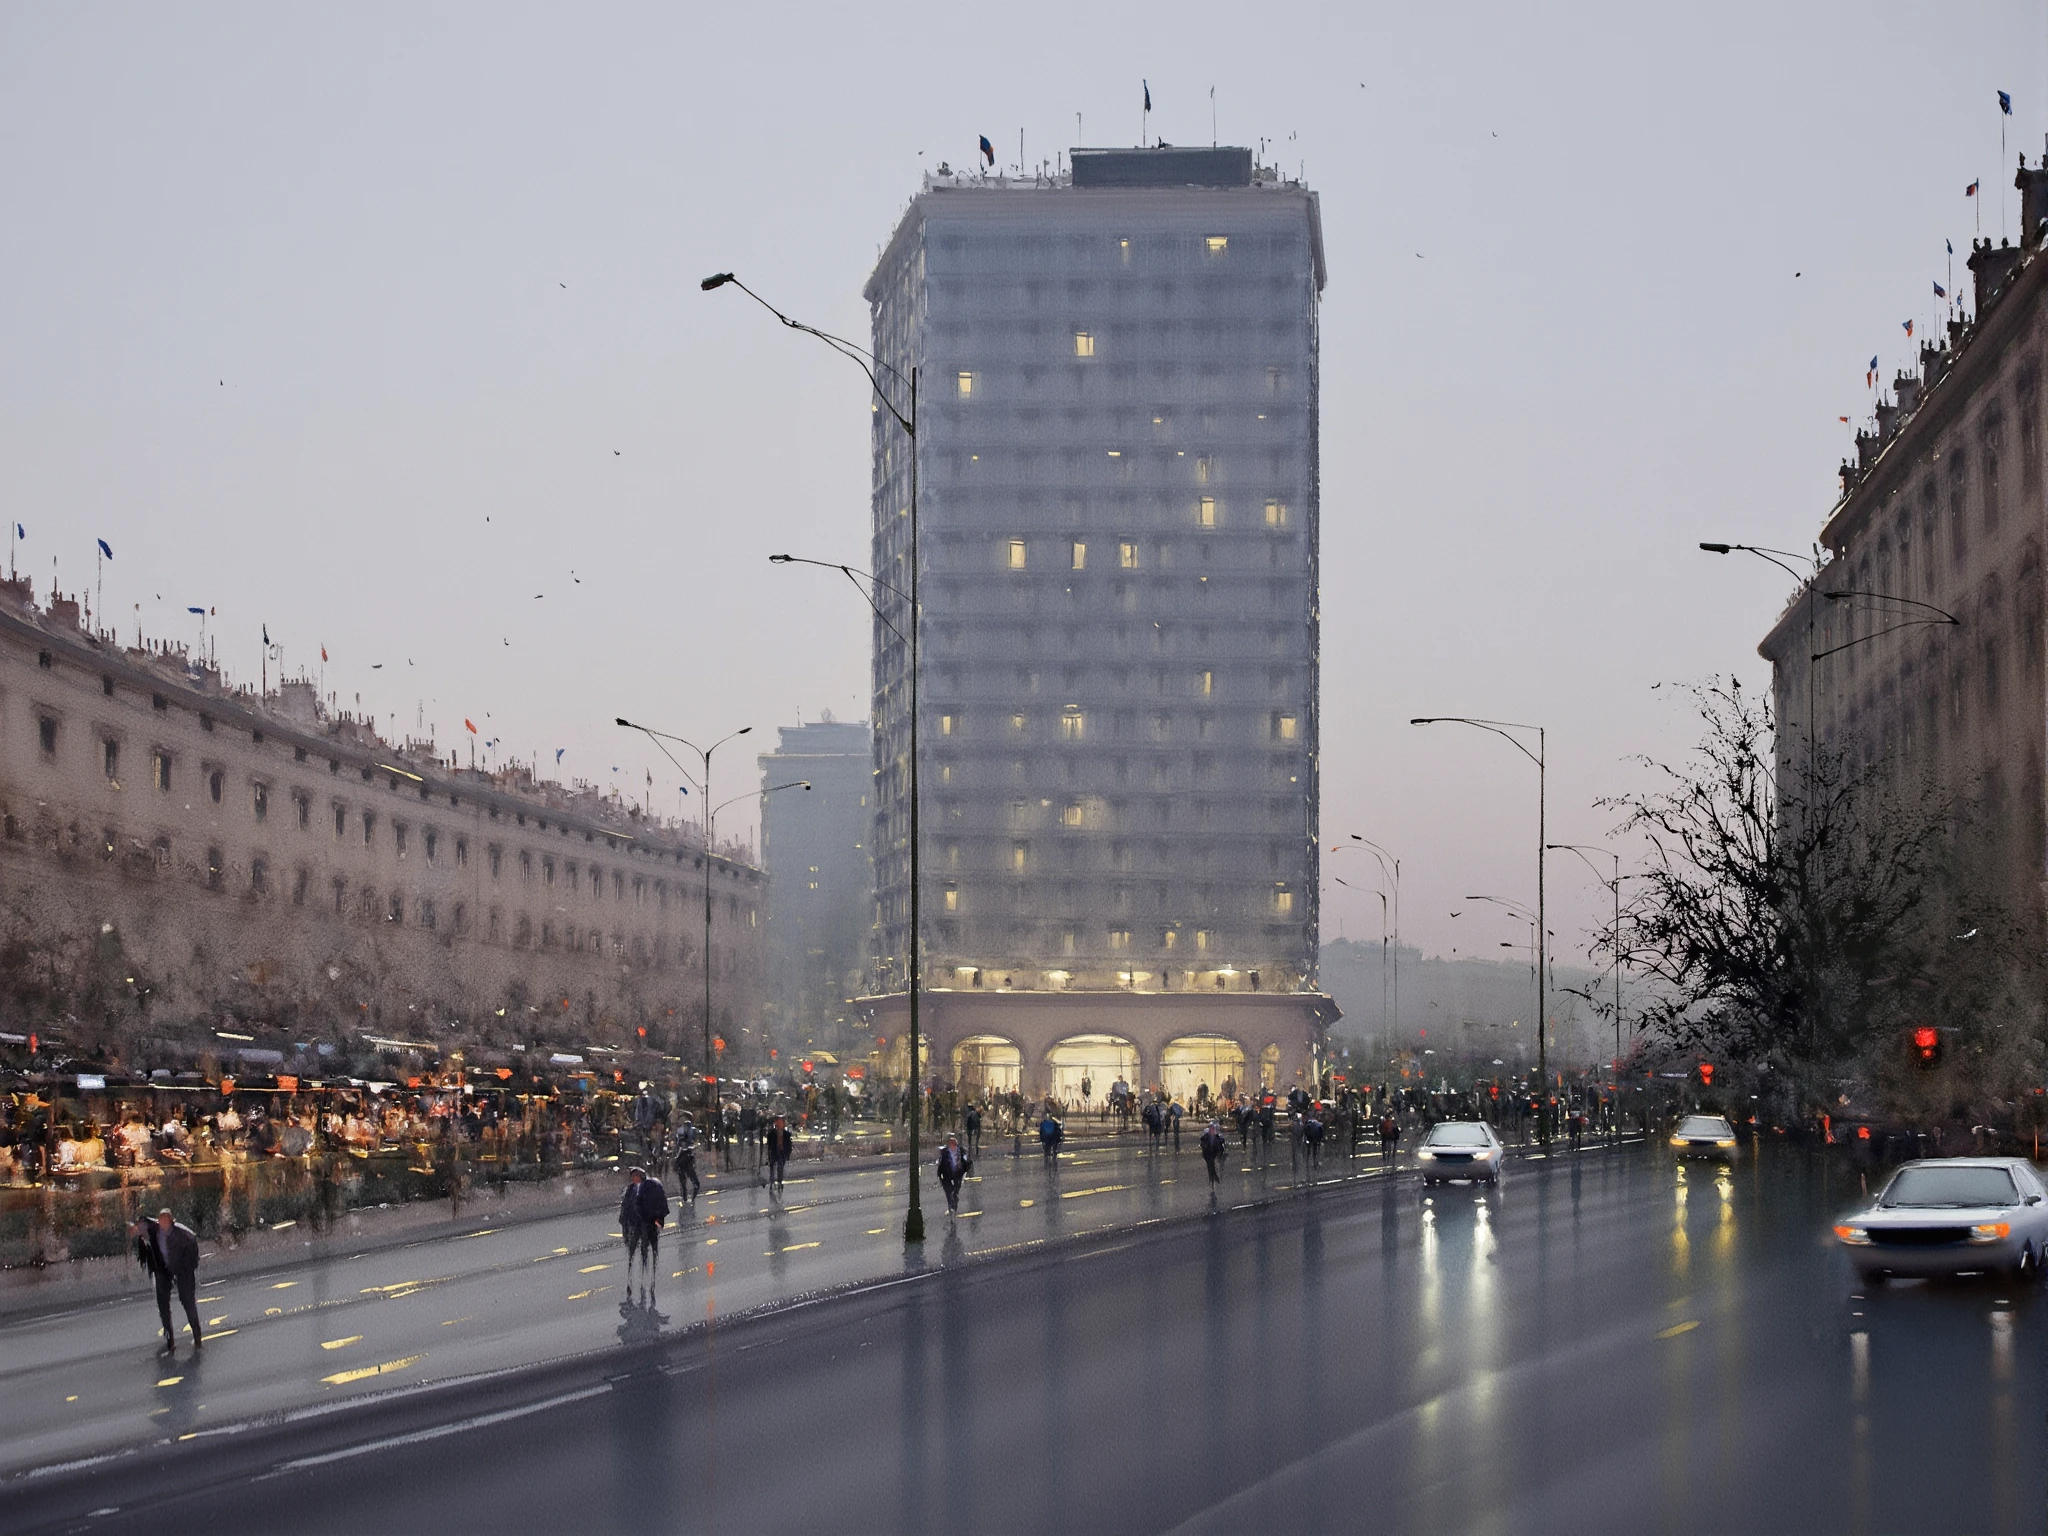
(465, 719), (478, 734)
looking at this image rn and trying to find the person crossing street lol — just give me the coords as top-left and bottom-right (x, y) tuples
(765, 1115), (794, 1194)
(1200, 1118), (1228, 1188)
(937, 1133), (969, 1214)
(129, 1208), (203, 1353)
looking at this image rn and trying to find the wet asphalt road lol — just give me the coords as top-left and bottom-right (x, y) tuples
(9, 1139), (2045, 1536)
(0, 1127), (1398, 1482)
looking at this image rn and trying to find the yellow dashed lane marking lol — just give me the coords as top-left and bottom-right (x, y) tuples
(578, 1264), (610, 1274)
(322, 1354), (424, 1386)
(1656, 1320), (1702, 1340)
(320, 1336), (362, 1351)
(1060, 1183), (1132, 1201)
(156, 1376), (183, 1388)
(270, 1282), (298, 1291)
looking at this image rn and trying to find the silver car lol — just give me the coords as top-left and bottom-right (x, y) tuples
(1417, 1120), (1502, 1187)
(1670, 1113), (1738, 1162)
(1834, 1157), (2048, 1281)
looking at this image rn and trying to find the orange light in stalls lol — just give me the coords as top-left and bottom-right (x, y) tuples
(769, 1048), (779, 1060)
(496, 1068), (513, 1081)
(1857, 1125), (1871, 1140)
(801, 1061), (814, 1074)
(714, 1037), (726, 1052)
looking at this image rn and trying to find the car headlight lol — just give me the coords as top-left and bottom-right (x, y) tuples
(1417, 1149), (1436, 1160)
(1715, 1138), (1736, 1147)
(1970, 1222), (2012, 1244)
(1473, 1147), (1495, 1158)
(1834, 1225), (1872, 1246)
(1669, 1136), (1686, 1147)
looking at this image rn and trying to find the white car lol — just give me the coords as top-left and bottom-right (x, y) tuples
(1834, 1157), (2048, 1281)
(1417, 1121), (1502, 1186)
(1670, 1113), (1738, 1162)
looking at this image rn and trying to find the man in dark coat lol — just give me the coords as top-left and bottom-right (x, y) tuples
(631, 1168), (669, 1279)
(765, 1116), (794, 1194)
(936, 1133), (968, 1214)
(1200, 1118), (1228, 1186)
(130, 1207), (202, 1352)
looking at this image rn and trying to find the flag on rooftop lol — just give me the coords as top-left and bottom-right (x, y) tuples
(1948, 238), (1954, 253)
(320, 644), (328, 662)
(555, 748), (565, 764)
(96, 539), (112, 559)
(14, 525), (22, 540)
(1967, 180), (1980, 196)
(187, 606), (204, 615)
(2000, 90), (2012, 115)
(978, 135), (993, 167)
(1934, 281), (1946, 298)
(1143, 80), (1152, 112)
(262, 624), (270, 645)
(1839, 416), (1850, 423)
(1902, 319), (1914, 337)
(464, 719), (477, 734)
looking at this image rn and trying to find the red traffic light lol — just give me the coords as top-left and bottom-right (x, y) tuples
(1913, 1026), (1940, 1064)
(1698, 1063), (1715, 1086)
(801, 1060), (814, 1074)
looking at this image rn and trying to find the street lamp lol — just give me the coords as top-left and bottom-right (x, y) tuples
(616, 718), (751, 1101)
(706, 271), (930, 1245)
(1330, 875), (1390, 1036)
(1335, 835), (1402, 1044)
(1413, 716), (1550, 1140)
(1546, 843), (1624, 1065)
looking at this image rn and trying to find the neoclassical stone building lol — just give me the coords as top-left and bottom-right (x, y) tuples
(1761, 155), (2048, 926)
(0, 578), (764, 1063)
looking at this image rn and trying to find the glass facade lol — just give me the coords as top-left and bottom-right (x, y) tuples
(865, 150), (1324, 998)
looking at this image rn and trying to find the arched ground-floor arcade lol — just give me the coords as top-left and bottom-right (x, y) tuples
(854, 989), (1338, 1104)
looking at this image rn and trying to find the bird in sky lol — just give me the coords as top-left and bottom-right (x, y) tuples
(371, 663), (383, 670)
(1449, 911), (1461, 918)
(613, 450), (621, 456)
(559, 282), (566, 289)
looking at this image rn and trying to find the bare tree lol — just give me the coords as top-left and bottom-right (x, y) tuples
(1598, 678), (2029, 1117)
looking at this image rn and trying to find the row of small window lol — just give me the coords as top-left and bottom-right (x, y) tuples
(940, 886), (1296, 920)
(953, 361), (1295, 397)
(935, 708), (1299, 741)
(1004, 521), (1288, 574)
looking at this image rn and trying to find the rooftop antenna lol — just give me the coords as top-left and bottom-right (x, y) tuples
(1210, 85), (1217, 147)
(1076, 111), (1082, 145)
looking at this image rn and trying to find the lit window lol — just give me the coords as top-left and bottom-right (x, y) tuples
(1062, 930), (1078, 954)
(1195, 929), (1211, 951)
(1074, 331), (1095, 358)
(1196, 458), (1212, 485)
(1012, 843), (1028, 872)
(1274, 888), (1295, 916)
(1197, 497), (1216, 528)
(1060, 710), (1086, 740)
(1071, 540), (1086, 570)
(939, 713), (956, 736)
(1120, 541), (1138, 569)
(956, 371), (974, 397)
(1265, 500), (1288, 527)
(1062, 803), (1084, 827)
(1008, 538), (1027, 570)
(943, 884), (959, 912)
(1108, 928), (1131, 951)
(1118, 237), (1130, 264)
(1274, 712), (1299, 741)
(1198, 670), (1214, 696)
(1162, 929), (1178, 950)
(1011, 713), (1028, 733)
(1205, 235), (1228, 255)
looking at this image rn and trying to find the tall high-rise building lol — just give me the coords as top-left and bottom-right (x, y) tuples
(857, 146), (1337, 1101)
(757, 716), (871, 1057)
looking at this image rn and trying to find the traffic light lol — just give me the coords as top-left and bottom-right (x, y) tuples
(1698, 1063), (1715, 1087)
(1912, 1026), (1940, 1066)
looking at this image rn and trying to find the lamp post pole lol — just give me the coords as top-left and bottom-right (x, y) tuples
(1350, 836), (1401, 1045)
(1414, 717), (1548, 1140)
(616, 719), (751, 1104)
(704, 272), (928, 1244)
(1547, 843), (1623, 1066)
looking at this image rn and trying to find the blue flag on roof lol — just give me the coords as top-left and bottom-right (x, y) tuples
(2000, 90), (2012, 115)
(1948, 238), (1954, 254)
(1144, 80), (1152, 113)
(14, 525), (23, 541)
(1869, 355), (1879, 371)
(96, 538), (112, 559)
(555, 748), (565, 764)
(978, 134), (994, 167)
(187, 606), (204, 615)
(1934, 280), (1946, 298)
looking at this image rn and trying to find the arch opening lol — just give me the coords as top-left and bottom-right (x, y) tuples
(951, 1035), (1022, 1095)
(1259, 1043), (1282, 1093)
(1159, 1034), (1248, 1106)
(1044, 1034), (1139, 1104)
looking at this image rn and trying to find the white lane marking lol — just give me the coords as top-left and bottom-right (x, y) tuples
(273, 1385), (611, 1471)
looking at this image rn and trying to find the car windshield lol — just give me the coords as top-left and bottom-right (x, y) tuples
(1677, 1117), (1732, 1138)
(1880, 1165), (2019, 1209)
(1424, 1124), (1490, 1147)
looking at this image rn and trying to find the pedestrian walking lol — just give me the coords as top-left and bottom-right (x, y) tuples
(964, 1103), (983, 1160)
(1038, 1110), (1064, 1167)
(635, 1168), (669, 1283)
(620, 1168), (650, 1268)
(1302, 1106), (1326, 1177)
(130, 1207), (203, 1352)
(1199, 1118), (1227, 1187)
(765, 1115), (794, 1193)
(937, 1133), (969, 1214)
(673, 1116), (703, 1202)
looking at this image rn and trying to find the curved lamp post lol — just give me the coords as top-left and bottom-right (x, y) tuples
(1414, 716), (1549, 1140)
(616, 718), (751, 1101)
(704, 272), (929, 1244)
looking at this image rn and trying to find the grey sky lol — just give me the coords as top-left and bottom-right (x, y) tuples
(2, 2), (2037, 971)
